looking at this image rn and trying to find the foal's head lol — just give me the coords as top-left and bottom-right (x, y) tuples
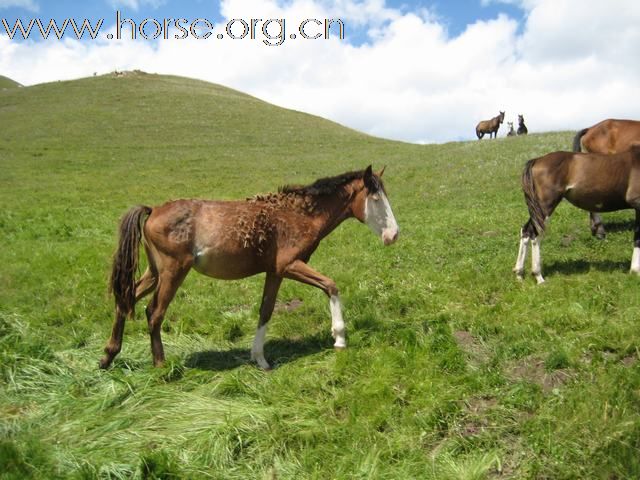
(352, 166), (399, 246)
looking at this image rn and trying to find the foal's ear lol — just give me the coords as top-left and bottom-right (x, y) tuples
(364, 165), (378, 192)
(378, 165), (386, 177)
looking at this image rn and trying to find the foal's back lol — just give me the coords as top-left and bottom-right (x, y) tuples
(533, 150), (639, 212)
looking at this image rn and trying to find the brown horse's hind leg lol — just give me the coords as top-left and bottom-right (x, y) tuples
(514, 217), (546, 284)
(251, 273), (283, 370)
(590, 212), (606, 240)
(631, 209), (640, 274)
(514, 219), (535, 281)
(590, 212), (604, 238)
(146, 262), (190, 367)
(99, 306), (127, 369)
(99, 269), (158, 369)
(136, 267), (158, 300)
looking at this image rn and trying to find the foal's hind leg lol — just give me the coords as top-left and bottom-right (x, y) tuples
(630, 209), (640, 274)
(590, 212), (606, 239)
(99, 268), (158, 369)
(100, 305), (128, 369)
(251, 273), (283, 370)
(514, 219), (545, 284)
(513, 228), (530, 281)
(135, 267), (158, 301)
(145, 261), (190, 367)
(531, 237), (544, 284)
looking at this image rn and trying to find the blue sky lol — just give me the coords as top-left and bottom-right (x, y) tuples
(1, 0), (639, 143)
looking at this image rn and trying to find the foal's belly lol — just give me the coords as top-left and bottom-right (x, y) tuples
(192, 247), (263, 280)
(564, 188), (628, 212)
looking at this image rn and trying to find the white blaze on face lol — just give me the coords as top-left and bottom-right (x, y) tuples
(364, 190), (399, 245)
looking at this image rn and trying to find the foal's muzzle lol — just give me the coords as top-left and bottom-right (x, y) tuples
(382, 228), (399, 246)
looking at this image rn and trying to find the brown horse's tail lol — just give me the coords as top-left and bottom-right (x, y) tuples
(573, 128), (588, 152)
(109, 205), (152, 316)
(522, 159), (546, 236)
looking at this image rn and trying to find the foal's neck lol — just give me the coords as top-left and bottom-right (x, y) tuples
(312, 187), (356, 239)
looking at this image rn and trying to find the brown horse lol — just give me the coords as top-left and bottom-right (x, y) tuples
(100, 166), (399, 370)
(573, 119), (640, 239)
(514, 146), (640, 284)
(476, 111), (505, 139)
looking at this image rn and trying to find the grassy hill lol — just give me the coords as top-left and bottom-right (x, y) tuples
(1, 72), (640, 479)
(0, 75), (21, 90)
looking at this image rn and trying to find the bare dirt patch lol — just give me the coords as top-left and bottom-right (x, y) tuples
(459, 396), (498, 437)
(621, 354), (637, 368)
(506, 355), (574, 393)
(275, 298), (304, 313)
(454, 330), (492, 368)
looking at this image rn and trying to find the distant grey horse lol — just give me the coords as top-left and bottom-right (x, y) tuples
(506, 122), (516, 137)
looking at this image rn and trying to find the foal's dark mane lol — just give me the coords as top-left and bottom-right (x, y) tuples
(279, 169), (381, 197)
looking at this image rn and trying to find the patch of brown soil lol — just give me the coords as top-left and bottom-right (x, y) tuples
(275, 298), (304, 313)
(454, 330), (491, 368)
(506, 355), (574, 393)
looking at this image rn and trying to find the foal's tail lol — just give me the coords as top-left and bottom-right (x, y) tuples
(110, 205), (152, 316)
(521, 159), (546, 236)
(573, 128), (588, 152)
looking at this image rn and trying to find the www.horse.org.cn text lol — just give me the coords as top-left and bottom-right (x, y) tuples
(1, 12), (346, 46)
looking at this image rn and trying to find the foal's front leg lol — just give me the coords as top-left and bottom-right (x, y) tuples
(283, 260), (346, 349)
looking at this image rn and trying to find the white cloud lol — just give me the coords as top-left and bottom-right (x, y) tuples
(0, 0), (38, 12)
(1, 0), (640, 143)
(107, 0), (166, 11)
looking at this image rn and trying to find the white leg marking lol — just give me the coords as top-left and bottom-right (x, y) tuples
(251, 324), (270, 369)
(630, 247), (640, 274)
(330, 295), (346, 348)
(531, 237), (545, 284)
(514, 234), (530, 280)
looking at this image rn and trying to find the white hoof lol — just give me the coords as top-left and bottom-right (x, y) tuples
(333, 337), (346, 349)
(251, 350), (271, 370)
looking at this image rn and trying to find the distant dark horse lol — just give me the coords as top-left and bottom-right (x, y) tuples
(100, 167), (399, 370)
(573, 119), (640, 239)
(517, 114), (528, 135)
(476, 111), (505, 139)
(514, 146), (640, 283)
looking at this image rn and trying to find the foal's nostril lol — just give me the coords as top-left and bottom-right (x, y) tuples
(392, 231), (399, 242)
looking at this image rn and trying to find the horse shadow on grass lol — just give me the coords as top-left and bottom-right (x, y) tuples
(601, 219), (635, 234)
(185, 333), (331, 371)
(545, 259), (629, 277)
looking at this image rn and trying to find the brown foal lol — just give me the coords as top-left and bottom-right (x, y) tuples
(515, 146), (640, 283)
(100, 166), (399, 370)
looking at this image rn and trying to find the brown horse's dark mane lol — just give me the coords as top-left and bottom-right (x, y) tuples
(280, 169), (380, 196)
(247, 169), (382, 214)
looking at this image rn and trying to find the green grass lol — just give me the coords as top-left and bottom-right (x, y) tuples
(0, 75), (21, 90)
(2, 71), (640, 479)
